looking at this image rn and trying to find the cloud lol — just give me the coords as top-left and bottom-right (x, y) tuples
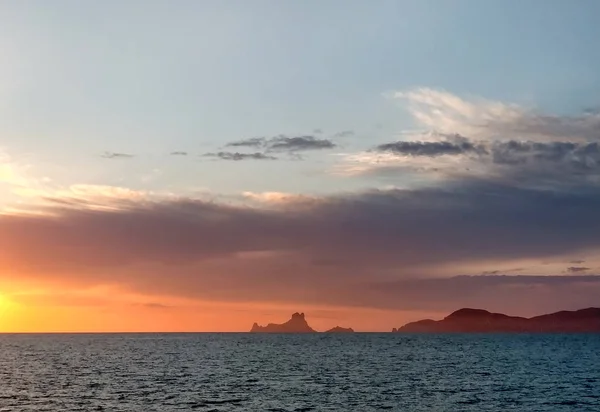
(8, 183), (154, 213)
(362, 275), (600, 314)
(366, 136), (600, 187)
(44, 184), (151, 209)
(391, 88), (600, 142)
(3, 89), (600, 316)
(566, 266), (591, 273)
(2, 177), (600, 314)
(242, 191), (317, 205)
(100, 152), (135, 159)
(203, 152), (277, 161)
(269, 135), (336, 151)
(170, 151), (188, 156)
(481, 268), (524, 275)
(334, 130), (354, 138)
(226, 137), (265, 148)
(219, 135), (336, 164)
(2, 181), (600, 278)
(376, 135), (487, 157)
(338, 89), (600, 190)
(490, 140), (600, 167)
(481, 270), (501, 275)
(140, 302), (173, 309)
(226, 135), (337, 152)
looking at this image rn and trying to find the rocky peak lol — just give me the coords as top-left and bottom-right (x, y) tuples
(250, 312), (315, 333)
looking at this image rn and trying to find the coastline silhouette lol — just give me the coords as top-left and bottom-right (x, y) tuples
(250, 308), (599, 333)
(393, 307), (600, 333)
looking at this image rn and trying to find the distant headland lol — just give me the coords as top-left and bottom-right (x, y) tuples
(249, 308), (600, 333)
(393, 307), (600, 333)
(250, 312), (354, 333)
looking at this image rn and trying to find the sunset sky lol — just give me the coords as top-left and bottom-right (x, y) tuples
(1, 1), (600, 332)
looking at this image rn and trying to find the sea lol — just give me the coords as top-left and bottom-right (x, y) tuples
(0, 333), (598, 411)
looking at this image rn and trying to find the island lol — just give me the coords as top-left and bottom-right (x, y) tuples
(249, 312), (354, 333)
(392, 307), (600, 333)
(324, 326), (355, 333)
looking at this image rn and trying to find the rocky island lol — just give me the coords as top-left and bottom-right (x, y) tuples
(393, 307), (600, 333)
(324, 326), (355, 333)
(249, 312), (354, 333)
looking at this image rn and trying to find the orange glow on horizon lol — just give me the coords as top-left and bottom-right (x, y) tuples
(0, 282), (441, 333)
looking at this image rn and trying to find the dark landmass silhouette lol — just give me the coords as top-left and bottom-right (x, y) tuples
(393, 307), (600, 333)
(324, 326), (355, 333)
(249, 312), (354, 333)
(250, 312), (316, 333)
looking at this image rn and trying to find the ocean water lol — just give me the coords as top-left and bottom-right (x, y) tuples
(0, 334), (598, 411)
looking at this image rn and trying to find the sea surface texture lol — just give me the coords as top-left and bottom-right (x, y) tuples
(0, 333), (599, 411)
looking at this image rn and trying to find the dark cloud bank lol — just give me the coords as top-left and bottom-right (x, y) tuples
(376, 136), (600, 174)
(2, 178), (600, 314)
(372, 134), (600, 191)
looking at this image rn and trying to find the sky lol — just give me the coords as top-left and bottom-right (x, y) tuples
(1, 0), (600, 332)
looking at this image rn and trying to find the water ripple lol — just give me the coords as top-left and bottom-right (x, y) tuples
(0, 333), (599, 411)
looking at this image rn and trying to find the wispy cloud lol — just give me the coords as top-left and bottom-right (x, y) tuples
(481, 268), (524, 275)
(334, 130), (355, 138)
(226, 137), (265, 148)
(170, 151), (188, 156)
(101, 152), (135, 159)
(15, 184), (152, 212)
(139, 302), (173, 309)
(242, 191), (317, 205)
(204, 152), (277, 161)
(0, 158), (161, 214)
(269, 135), (336, 151)
(390, 88), (600, 142)
(226, 135), (337, 152)
(0, 150), (58, 213)
(337, 89), (600, 190)
(566, 266), (591, 273)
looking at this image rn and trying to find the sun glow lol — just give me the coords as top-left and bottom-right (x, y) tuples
(0, 293), (15, 327)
